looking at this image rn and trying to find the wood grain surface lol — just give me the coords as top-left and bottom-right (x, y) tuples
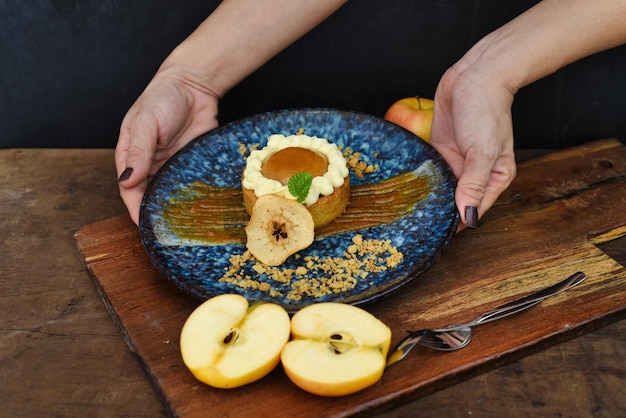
(1, 143), (625, 418)
(73, 139), (626, 417)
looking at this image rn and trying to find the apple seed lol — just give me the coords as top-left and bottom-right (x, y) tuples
(223, 329), (239, 345)
(271, 221), (288, 241)
(328, 333), (356, 354)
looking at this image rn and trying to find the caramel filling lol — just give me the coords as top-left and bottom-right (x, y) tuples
(163, 171), (432, 244)
(261, 147), (329, 185)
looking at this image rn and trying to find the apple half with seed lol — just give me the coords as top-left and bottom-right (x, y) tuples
(281, 303), (392, 396)
(180, 294), (291, 389)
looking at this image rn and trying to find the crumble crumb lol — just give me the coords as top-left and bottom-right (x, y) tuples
(218, 234), (403, 301)
(239, 142), (260, 158)
(341, 146), (379, 178)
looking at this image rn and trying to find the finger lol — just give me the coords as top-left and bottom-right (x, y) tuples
(116, 111), (159, 186)
(456, 146), (516, 228)
(476, 155), (517, 217)
(115, 110), (159, 225)
(119, 178), (149, 225)
(115, 124), (131, 178)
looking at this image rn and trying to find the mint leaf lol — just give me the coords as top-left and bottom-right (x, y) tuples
(288, 172), (313, 203)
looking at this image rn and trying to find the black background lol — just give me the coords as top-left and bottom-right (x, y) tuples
(2, 0), (625, 149)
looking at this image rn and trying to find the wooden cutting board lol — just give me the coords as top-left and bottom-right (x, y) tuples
(74, 139), (626, 418)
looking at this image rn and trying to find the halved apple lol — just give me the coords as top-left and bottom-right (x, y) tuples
(281, 303), (392, 396)
(180, 294), (291, 389)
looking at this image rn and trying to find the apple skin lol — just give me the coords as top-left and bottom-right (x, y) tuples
(280, 303), (392, 397)
(180, 294), (291, 389)
(383, 96), (434, 141)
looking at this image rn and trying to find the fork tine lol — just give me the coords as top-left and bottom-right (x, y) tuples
(420, 329), (472, 350)
(386, 329), (426, 367)
(418, 332), (450, 348)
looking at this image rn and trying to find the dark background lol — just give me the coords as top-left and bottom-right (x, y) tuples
(2, 0), (625, 149)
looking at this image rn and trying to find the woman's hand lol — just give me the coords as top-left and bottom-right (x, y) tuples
(430, 62), (517, 229)
(115, 67), (220, 225)
(114, 0), (348, 225)
(430, 0), (626, 230)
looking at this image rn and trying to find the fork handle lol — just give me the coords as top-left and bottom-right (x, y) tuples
(388, 271), (587, 365)
(471, 271), (586, 326)
(435, 271), (587, 332)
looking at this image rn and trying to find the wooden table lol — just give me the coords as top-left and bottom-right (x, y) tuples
(1, 146), (624, 417)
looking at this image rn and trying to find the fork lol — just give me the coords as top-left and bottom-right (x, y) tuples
(387, 271), (587, 366)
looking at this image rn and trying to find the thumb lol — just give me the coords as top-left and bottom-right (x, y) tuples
(116, 116), (158, 187)
(455, 147), (516, 228)
(115, 114), (159, 225)
(456, 158), (489, 229)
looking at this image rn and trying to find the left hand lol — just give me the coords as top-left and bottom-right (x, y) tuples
(115, 67), (220, 224)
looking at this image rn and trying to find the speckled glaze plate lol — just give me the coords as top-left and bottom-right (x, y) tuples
(139, 108), (459, 312)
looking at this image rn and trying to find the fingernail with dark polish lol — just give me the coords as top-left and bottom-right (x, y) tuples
(118, 167), (133, 182)
(464, 205), (479, 228)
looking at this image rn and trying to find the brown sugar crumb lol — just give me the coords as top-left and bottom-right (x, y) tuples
(341, 146), (379, 178)
(218, 251), (276, 293)
(238, 142), (260, 158)
(217, 234), (403, 301)
(238, 142), (247, 157)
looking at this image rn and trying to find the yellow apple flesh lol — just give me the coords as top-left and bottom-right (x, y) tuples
(180, 294), (291, 389)
(383, 96), (434, 141)
(281, 303), (391, 396)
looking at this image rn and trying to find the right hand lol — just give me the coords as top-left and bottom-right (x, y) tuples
(430, 63), (518, 229)
(115, 66), (220, 225)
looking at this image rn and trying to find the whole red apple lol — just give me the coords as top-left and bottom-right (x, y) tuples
(383, 96), (434, 142)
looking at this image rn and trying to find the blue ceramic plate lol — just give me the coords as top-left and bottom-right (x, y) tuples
(139, 108), (459, 312)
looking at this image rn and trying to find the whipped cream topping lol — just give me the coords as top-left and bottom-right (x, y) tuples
(242, 134), (349, 206)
